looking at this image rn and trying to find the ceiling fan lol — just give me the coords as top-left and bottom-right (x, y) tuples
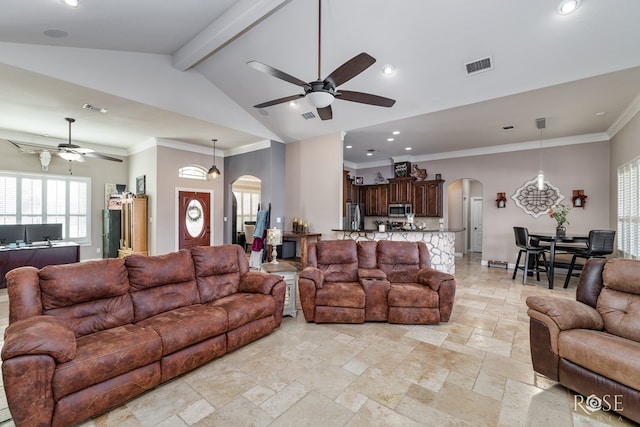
(7, 117), (123, 169)
(247, 0), (396, 120)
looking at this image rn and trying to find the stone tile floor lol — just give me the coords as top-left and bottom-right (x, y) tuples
(0, 254), (635, 426)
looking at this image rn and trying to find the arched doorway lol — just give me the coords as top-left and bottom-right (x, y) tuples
(448, 178), (483, 256)
(231, 175), (261, 248)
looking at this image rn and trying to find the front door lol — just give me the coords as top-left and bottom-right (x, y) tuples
(178, 191), (211, 249)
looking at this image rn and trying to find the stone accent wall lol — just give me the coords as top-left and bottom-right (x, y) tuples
(332, 231), (456, 274)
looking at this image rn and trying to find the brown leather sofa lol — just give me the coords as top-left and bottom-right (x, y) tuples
(1, 244), (286, 427)
(526, 258), (640, 424)
(298, 240), (456, 324)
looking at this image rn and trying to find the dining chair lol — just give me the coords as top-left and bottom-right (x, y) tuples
(244, 223), (256, 252)
(512, 226), (548, 285)
(563, 230), (615, 288)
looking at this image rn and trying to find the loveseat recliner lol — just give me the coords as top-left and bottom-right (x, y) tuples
(298, 239), (456, 324)
(1, 244), (286, 427)
(526, 257), (640, 424)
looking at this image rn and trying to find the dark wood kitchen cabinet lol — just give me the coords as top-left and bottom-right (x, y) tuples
(413, 180), (444, 217)
(343, 170), (360, 214)
(388, 177), (413, 204)
(360, 184), (389, 216)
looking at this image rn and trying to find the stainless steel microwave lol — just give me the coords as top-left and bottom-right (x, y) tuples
(388, 204), (412, 217)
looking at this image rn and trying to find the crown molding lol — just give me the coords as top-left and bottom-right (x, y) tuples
(608, 91), (640, 138)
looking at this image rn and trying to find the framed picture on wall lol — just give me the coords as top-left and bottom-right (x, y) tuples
(136, 175), (146, 195)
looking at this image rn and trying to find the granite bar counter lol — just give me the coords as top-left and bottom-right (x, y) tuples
(330, 229), (461, 274)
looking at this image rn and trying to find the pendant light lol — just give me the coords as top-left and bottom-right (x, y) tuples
(208, 139), (221, 179)
(536, 117), (546, 191)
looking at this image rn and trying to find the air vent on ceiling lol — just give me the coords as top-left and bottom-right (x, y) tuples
(301, 111), (316, 120)
(465, 56), (493, 75)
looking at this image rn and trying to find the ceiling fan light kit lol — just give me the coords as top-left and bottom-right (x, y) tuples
(62, 0), (79, 8)
(247, 0), (395, 120)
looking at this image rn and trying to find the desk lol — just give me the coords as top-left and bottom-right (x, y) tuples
(0, 242), (80, 288)
(283, 232), (321, 266)
(528, 233), (588, 289)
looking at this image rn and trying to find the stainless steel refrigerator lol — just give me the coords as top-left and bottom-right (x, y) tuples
(344, 202), (364, 231)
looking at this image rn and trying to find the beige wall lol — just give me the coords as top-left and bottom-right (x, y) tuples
(610, 110), (640, 232)
(285, 133), (343, 235)
(357, 141), (610, 264)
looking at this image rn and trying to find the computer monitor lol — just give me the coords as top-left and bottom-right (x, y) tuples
(0, 224), (26, 245)
(25, 223), (63, 244)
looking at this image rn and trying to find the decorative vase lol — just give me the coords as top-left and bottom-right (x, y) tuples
(556, 225), (566, 237)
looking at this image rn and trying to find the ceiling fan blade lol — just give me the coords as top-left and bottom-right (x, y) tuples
(317, 105), (332, 121)
(75, 147), (95, 154)
(324, 53), (376, 88)
(84, 152), (123, 162)
(254, 94), (304, 109)
(336, 90), (396, 107)
(247, 61), (310, 88)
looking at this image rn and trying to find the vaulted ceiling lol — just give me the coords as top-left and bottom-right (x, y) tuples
(1, 0), (639, 167)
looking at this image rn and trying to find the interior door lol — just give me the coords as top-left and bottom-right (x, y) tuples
(471, 197), (483, 252)
(178, 191), (211, 249)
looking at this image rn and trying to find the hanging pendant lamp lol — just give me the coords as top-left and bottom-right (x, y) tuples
(208, 139), (221, 178)
(536, 117), (545, 191)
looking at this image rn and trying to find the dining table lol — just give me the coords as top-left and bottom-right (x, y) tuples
(528, 232), (589, 289)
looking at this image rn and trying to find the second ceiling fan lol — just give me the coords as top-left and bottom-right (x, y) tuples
(248, 0), (396, 121)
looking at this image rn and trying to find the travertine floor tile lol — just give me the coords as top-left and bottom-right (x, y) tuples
(1, 253), (637, 426)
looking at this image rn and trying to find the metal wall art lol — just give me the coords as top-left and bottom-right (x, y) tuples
(511, 176), (565, 218)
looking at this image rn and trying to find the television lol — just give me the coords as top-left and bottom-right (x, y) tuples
(25, 223), (63, 244)
(0, 224), (26, 245)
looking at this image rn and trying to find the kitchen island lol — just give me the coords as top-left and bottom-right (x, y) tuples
(330, 229), (460, 274)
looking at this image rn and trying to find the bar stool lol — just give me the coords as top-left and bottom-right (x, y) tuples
(512, 227), (548, 285)
(563, 230), (615, 288)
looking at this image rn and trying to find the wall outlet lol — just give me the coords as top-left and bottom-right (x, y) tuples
(96, 247), (101, 254)
(276, 217), (281, 223)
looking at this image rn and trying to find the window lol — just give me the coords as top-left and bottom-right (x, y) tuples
(0, 171), (91, 243)
(233, 191), (260, 232)
(617, 157), (640, 259)
(178, 165), (208, 180)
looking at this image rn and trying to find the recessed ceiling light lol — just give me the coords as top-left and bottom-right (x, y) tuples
(381, 64), (396, 75)
(595, 111), (607, 116)
(392, 131), (400, 135)
(557, 0), (581, 15)
(346, 145), (353, 149)
(62, 0), (80, 7)
(366, 152), (373, 156)
(366, 149), (376, 156)
(387, 138), (394, 142)
(405, 147), (412, 151)
(289, 100), (298, 107)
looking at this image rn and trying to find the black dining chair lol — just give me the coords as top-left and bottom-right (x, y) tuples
(563, 230), (616, 288)
(512, 227), (548, 285)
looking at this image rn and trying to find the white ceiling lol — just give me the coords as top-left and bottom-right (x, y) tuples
(1, 0), (639, 167)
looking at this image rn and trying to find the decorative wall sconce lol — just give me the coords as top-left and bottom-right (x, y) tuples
(496, 192), (507, 208)
(572, 190), (587, 208)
